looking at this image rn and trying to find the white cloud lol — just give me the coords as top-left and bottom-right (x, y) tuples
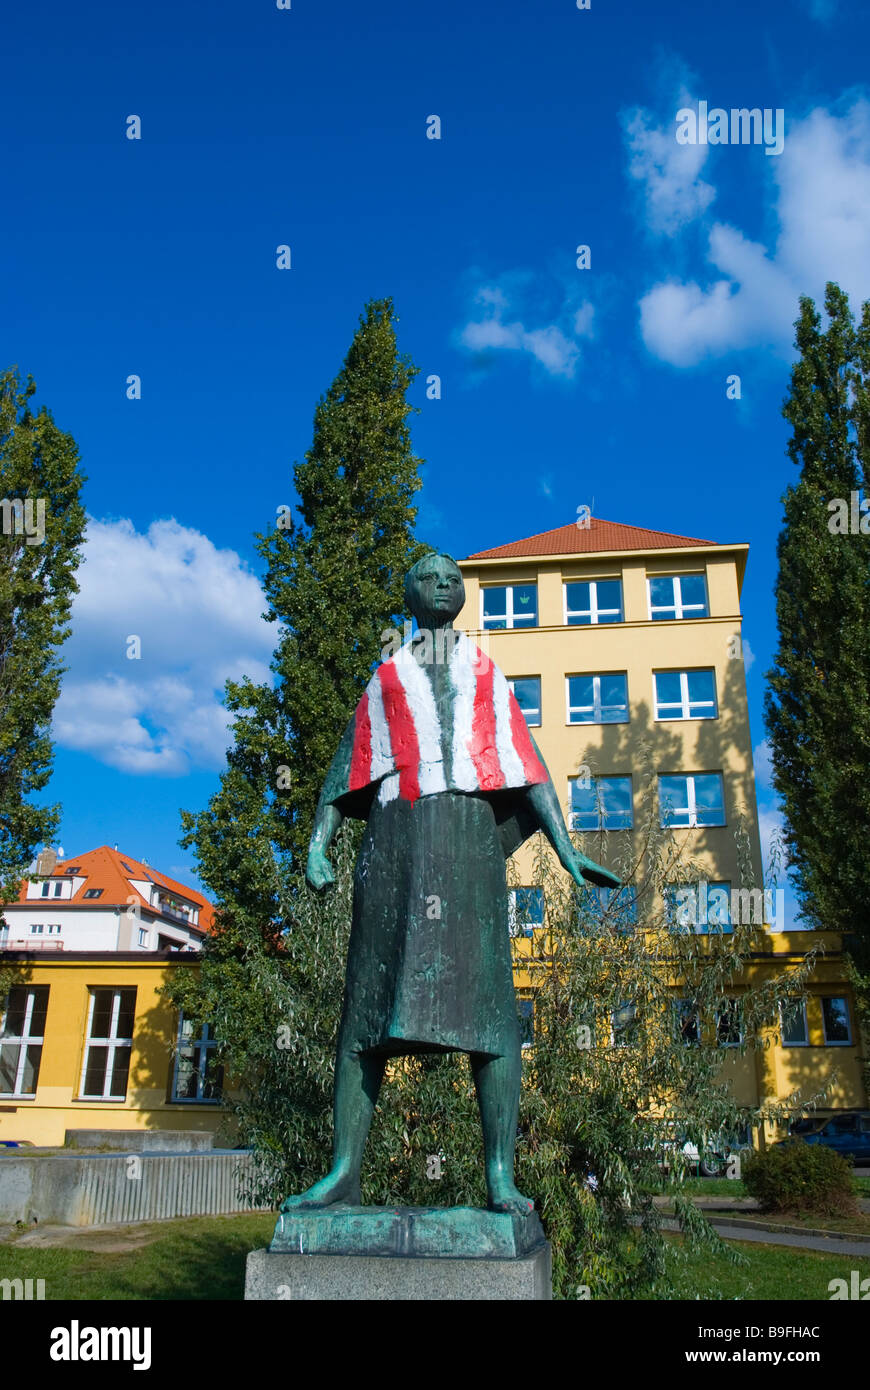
(53, 518), (274, 775)
(634, 99), (870, 365)
(623, 89), (716, 235)
(740, 637), (755, 673)
(757, 802), (800, 929)
(458, 276), (596, 380)
(753, 737), (773, 790)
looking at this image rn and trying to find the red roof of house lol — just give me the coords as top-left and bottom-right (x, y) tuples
(12, 846), (215, 934)
(465, 517), (717, 560)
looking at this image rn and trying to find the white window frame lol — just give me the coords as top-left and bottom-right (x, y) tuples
(665, 881), (732, 932)
(79, 988), (136, 1100)
(716, 998), (742, 1048)
(566, 672), (629, 724)
(821, 996), (852, 1046)
(569, 775), (633, 831)
(564, 579), (623, 625)
(653, 670), (717, 721)
(780, 998), (809, 1047)
(674, 997), (700, 1046)
(518, 996), (535, 1050)
(509, 887), (545, 937)
(508, 677), (541, 727)
(610, 1001), (638, 1048)
(658, 773), (725, 828)
(172, 1017), (222, 1103)
(0, 986), (48, 1097)
(647, 573), (709, 621)
(480, 583), (538, 630)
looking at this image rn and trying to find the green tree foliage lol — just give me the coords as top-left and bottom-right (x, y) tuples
(0, 369), (87, 918)
(169, 298), (427, 1157)
(764, 284), (870, 952)
(171, 756), (821, 1300)
(743, 1141), (857, 1218)
(177, 298), (426, 931)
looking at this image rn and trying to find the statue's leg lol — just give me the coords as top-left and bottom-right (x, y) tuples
(280, 1048), (385, 1210)
(470, 1046), (534, 1215)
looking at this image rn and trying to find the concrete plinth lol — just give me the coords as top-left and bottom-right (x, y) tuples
(244, 1243), (551, 1300)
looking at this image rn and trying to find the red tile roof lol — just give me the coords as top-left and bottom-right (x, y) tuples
(11, 846), (215, 933)
(465, 517), (716, 560)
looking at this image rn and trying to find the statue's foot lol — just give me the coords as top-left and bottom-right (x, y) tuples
(486, 1174), (535, 1216)
(280, 1166), (360, 1211)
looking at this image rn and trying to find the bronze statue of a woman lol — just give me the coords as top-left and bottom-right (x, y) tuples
(282, 551), (618, 1216)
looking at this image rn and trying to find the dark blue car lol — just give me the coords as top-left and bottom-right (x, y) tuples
(784, 1112), (870, 1165)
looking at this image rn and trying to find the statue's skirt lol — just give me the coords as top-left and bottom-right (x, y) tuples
(338, 790), (521, 1058)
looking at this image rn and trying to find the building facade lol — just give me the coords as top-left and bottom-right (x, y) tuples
(1, 846), (213, 954)
(457, 518), (867, 1140)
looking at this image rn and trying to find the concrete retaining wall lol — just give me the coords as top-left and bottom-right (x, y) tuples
(64, 1129), (215, 1153)
(0, 1151), (270, 1226)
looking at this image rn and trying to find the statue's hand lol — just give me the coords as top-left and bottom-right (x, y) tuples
(306, 848), (335, 891)
(561, 845), (621, 892)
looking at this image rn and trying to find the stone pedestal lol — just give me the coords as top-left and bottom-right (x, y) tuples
(244, 1204), (552, 1300)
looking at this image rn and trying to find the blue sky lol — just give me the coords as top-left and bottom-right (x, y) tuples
(3, 0), (868, 914)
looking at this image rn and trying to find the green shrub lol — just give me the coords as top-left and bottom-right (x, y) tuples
(743, 1142), (858, 1217)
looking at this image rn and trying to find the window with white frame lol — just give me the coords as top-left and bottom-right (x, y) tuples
(654, 670), (717, 720)
(137, 927), (149, 948)
(172, 1017), (223, 1101)
(570, 775), (633, 830)
(564, 579), (623, 625)
(674, 997), (700, 1046)
(509, 887), (545, 937)
(579, 883), (637, 932)
(567, 673), (628, 724)
(80, 988), (137, 1100)
(659, 773), (725, 828)
(821, 996), (851, 1045)
(664, 881), (732, 932)
(611, 1001), (638, 1047)
(481, 583), (538, 630)
(39, 880), (67, 899)
(0, 986), (49, 1097)
(780, 999), (809, 1046)
(648, 573), (709, 620)
(716, 998), (742, 1047)
(508, 677), (541, 726)
(517, 996), (535, 1049)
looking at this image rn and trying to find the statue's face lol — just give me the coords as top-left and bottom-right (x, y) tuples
(407, 555), (465, 627)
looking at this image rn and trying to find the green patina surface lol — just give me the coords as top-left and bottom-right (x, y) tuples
(270, 1203), (547, 1259)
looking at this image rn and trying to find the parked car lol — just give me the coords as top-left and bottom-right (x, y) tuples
(659, 1128), (749, 1178)
(780, 1111), (870, 1165)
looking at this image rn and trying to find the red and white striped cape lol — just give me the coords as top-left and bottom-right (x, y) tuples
(347, 633), (548, 806)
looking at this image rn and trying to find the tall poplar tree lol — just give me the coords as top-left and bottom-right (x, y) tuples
(0, 369), (87, 918)
(178, 297), (426, 931)
(765, 284), (870, 954)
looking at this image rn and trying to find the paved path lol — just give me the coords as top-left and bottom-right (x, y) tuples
(678, 1219), (870, 1258)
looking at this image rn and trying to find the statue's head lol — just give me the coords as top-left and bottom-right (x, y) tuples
(404, 552), (465, 628)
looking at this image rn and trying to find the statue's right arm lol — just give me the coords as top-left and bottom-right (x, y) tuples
(306, 802), (343, 890)
(304, 711), (357, 890)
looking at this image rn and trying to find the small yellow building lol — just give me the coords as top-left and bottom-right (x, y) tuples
(0, 954), (228, 1148)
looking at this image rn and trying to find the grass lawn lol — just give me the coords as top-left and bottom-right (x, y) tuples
(2, 1212), (869, 1300)
(658, 1234), (870, 1301)
(677, 1175), (870, 1199)
(713, 1209), (870, 1236)
(0, 1214), (275, 1301)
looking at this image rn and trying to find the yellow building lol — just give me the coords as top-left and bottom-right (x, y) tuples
(457, 517), (867, 1139)
(0, 954), (228, 1148)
